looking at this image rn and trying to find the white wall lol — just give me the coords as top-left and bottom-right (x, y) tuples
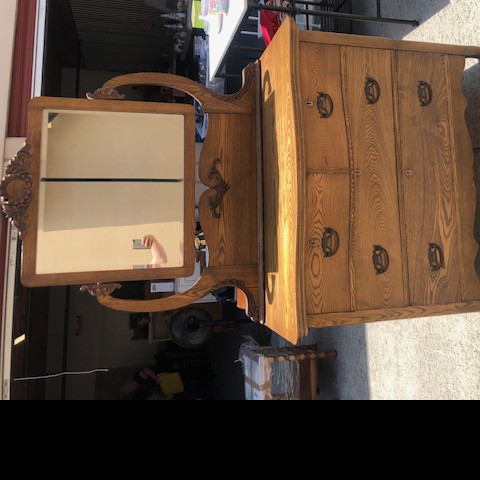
(0, 0), (17, 402)
(0, 0), (17, 162)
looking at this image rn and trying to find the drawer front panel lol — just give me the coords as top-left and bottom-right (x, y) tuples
(345, 47), (406, 309)
(299, 43), (350, 170)
(306, 173), (351, 314)
(396, 51), (464, 305)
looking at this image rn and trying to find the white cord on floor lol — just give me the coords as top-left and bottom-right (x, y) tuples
(13, 369), (110, 382)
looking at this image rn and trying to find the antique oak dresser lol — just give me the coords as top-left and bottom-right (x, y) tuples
(2, 19), (480, 345)
(260, 19), (480, 343)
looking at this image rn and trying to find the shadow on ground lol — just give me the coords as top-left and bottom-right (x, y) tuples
(304, 326), (369, 400)
(463, 60), (480, 150)
(352, 0), (451, 38)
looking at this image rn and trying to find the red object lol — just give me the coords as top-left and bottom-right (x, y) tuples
(260, 1), (289, 46)
(260, 10), (282, 46)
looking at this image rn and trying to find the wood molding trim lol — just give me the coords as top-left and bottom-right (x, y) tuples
(299, 30), (480, 58)
(307, 300), (480, 328)
(8, 0), (37, 137)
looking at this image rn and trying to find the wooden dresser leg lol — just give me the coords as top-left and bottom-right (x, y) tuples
(299, 358), (317, 401)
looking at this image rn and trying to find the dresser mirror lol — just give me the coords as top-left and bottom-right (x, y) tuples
(1, 98), (196, 287)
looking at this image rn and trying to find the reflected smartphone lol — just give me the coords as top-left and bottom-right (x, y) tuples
(133, 239), (149, 250)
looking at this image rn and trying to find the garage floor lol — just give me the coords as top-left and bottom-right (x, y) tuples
(274, 0), (480, 400)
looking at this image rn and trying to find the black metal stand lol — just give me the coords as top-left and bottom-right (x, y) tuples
(248, 1), (419, 27)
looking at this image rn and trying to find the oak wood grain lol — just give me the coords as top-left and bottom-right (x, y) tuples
(260, 17), (308, 344)
(298, 43), (349, 170)
(446, 55), (480, 300)
(300, 30), (480, 59)
(307, 300), (480, 328)
(198, 113), (257, 267)
(305, 173), (351, 314)
(396, 51), (464, 305)
(345, 47), (405, 309)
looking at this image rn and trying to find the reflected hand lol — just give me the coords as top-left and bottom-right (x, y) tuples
(142, 234), (157, 249)
(142, 234), (168, 265)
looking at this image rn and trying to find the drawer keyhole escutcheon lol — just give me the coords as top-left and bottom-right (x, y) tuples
(406, 169), (413, 177)
(305, 100), (314, 108)
(310, 239), (320, 248)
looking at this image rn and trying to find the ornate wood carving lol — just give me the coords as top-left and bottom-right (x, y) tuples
(210, 63), (256, 103)
(207, 158), (230, 219)
(0, 145), (33, 238)
(80, 283), (122, 298)
(86, 87), (126, 101)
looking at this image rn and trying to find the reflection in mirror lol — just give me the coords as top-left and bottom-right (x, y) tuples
(37, 109), (185, 274)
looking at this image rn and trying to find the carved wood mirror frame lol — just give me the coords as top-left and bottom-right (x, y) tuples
(1, 97), (196, 287)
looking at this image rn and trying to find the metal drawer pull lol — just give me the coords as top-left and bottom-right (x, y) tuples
(322, 228), (339, 257)
(372, 245), (389, 275)
(317, 92), (334, 118)
(428, 243), (445, 271)
(365, 77), (381, 104)
(418, 81), (433, 107)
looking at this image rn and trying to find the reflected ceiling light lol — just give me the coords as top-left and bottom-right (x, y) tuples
(14, 334), (26, 346)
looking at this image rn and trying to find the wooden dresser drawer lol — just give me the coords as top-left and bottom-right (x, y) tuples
(396, 51), (464, 305)
(299, 43), (349, 170)
(305, 172), (351, 314)
(345, 47), (406, 310)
